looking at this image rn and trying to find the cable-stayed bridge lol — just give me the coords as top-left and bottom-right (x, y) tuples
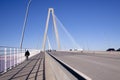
(0, 1), (120, 80)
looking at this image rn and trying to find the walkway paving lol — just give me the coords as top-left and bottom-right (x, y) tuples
(0, 52), (45, 80)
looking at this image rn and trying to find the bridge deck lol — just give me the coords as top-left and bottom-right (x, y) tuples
(0, 52), (45, 80)
(50, 51), (120, 80)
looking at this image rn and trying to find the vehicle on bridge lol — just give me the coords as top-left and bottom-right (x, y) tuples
(106, 48), (115, 51)
(116, 48), (120, 51)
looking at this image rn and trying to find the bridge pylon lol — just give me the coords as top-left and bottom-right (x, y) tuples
(42, 8), (61, 51)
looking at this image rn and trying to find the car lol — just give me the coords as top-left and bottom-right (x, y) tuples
(116, 48), (120, 51)
(69, 49), (72, 51)
(106, 48), (115, 51)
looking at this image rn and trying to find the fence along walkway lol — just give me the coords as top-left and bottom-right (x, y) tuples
(0, 52), (45, 80)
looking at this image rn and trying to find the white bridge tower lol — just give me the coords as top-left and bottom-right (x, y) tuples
(42, 8), (61, 51)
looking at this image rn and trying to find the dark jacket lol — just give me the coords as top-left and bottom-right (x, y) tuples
(25, 50), (30, 56)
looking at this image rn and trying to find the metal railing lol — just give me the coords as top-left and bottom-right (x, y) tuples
(0, 46), (40, 73)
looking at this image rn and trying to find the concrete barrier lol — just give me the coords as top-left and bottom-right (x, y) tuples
(45, 52), (71, 80)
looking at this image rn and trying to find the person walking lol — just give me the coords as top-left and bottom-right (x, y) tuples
(25, 50), (30, 60)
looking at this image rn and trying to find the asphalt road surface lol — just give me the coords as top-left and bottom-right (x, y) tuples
(50, 51), (120, 80)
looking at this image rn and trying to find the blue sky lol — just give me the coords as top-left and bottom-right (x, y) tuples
(0, 0), (120, 50)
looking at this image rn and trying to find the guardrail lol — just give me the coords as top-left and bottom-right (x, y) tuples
(0, 46), (40, 74)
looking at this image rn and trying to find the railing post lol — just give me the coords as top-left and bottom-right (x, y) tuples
(10, 48), (12, 69)
(14, 48), (15, 67)
(17, 48), (18, 65)
(20, 49), (23, 63)
(0, 54), (2, 72)
(4, 48), (7, 72)
(22, 49), (25, 61)
(20, 49), (22, 63)
(0, 48), (1, 72)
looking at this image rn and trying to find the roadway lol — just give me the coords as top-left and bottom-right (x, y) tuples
(50, 51), (120, 80)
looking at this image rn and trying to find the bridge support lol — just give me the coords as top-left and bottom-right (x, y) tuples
(42, 8), (61, 51)
(47, 36), (52, 50)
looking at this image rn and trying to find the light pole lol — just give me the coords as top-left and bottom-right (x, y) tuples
(20, 0), (32, 49)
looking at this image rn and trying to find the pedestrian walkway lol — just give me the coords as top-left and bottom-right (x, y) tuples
(0, 52), (45, 80)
